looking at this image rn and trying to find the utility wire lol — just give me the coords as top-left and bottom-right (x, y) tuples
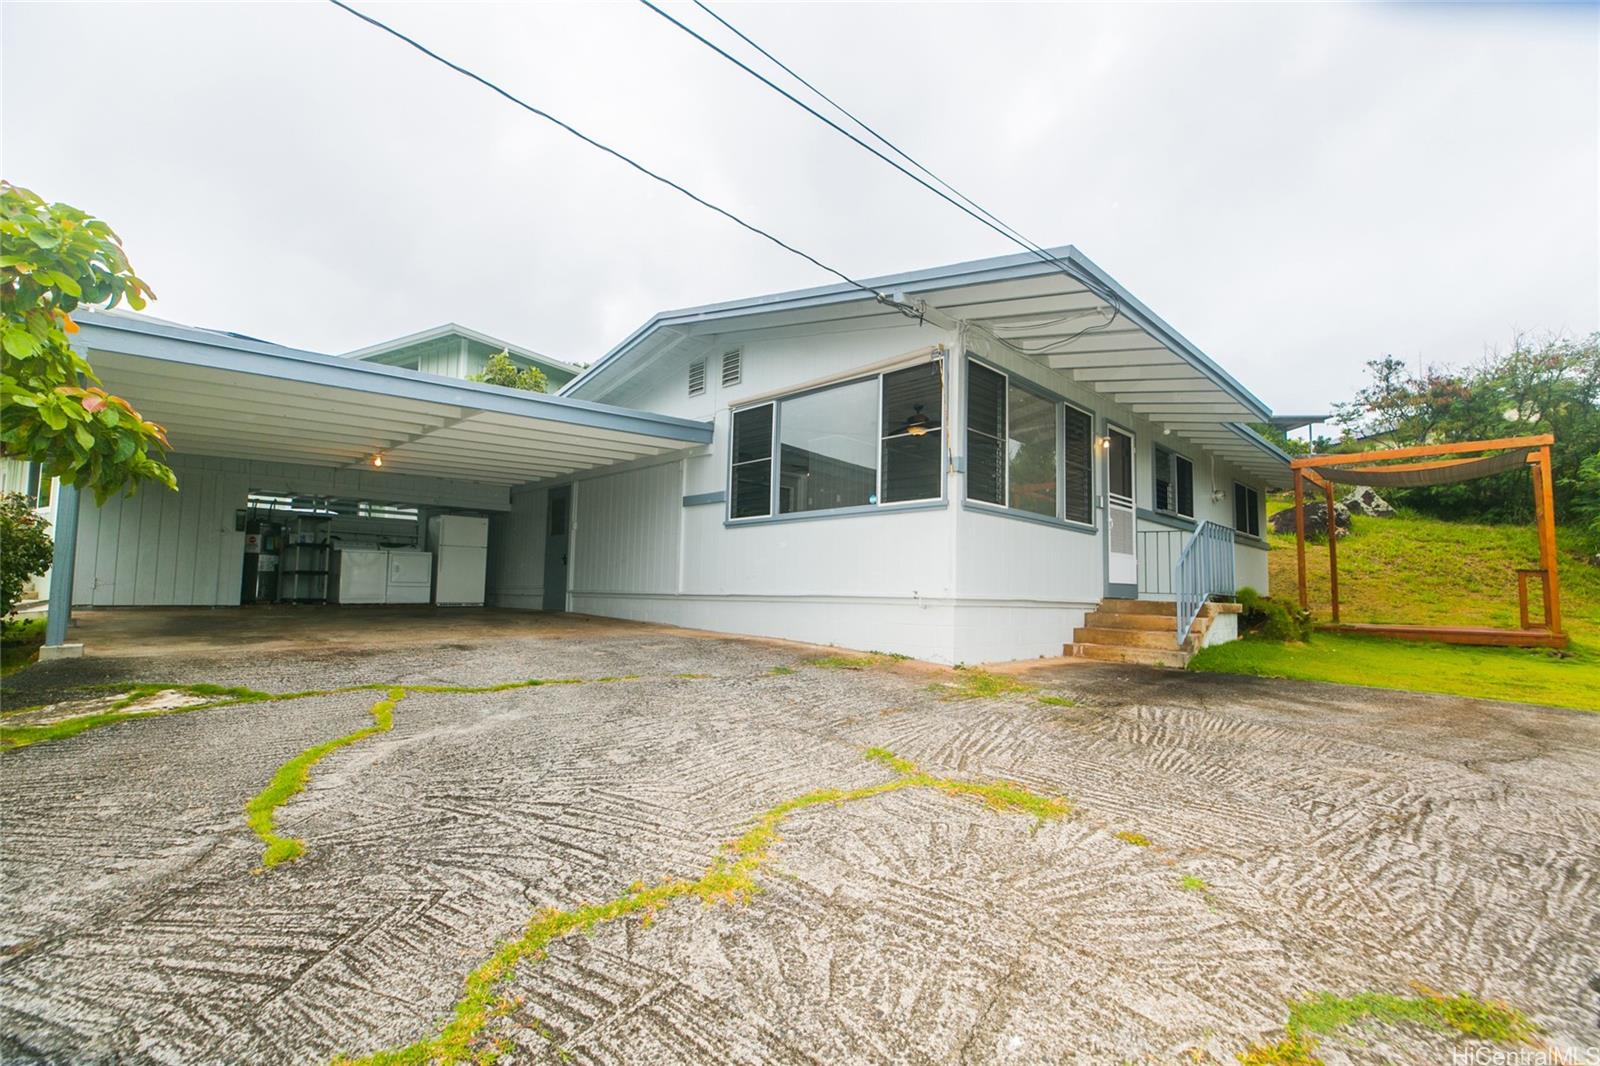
(639, 0), (1123, 314)
(326, 0), (919, 315)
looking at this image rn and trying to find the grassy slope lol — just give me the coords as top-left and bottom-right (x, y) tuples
(1190, 504), (1599, 711)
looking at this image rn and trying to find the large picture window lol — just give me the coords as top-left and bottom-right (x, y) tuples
(1153, 445), (1195, 518)
(729, 361), (944, 521)
(966, 358), (1094, 527)
(1233, 482), (1261, 537)
(780, 378), (877, 514)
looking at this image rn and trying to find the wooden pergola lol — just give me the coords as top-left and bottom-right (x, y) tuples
(1289, 433), (1566, 648)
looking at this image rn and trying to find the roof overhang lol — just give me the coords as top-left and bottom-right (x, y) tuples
(569, 246), (1289, 487)
(73, 312), (711, 489)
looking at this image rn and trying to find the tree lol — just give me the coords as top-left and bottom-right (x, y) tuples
(1329, 333), (1600, 523)
(1, 182), (175, 503)
(470, 350), (549, 393)
(0, 491), (54, 617)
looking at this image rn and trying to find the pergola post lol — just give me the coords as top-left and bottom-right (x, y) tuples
(1535, 446), (1563, 635)
(1293, 470), (1308, 610)
(1323, 477), (1339, 623)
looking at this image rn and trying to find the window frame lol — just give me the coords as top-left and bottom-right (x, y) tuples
(725, 359), (946, 525)
(728, 401), (775, 520)
(962, 354), (1098, 534)
(1152, 443), (1195, 519)
(1232, 481), (1262, 538)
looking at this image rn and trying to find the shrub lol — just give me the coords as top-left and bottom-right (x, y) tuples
(1235, 586), (1312, 643)
(0, 491), (53, 616)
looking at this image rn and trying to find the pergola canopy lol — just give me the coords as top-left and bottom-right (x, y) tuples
(1301, 447), (1534, 488)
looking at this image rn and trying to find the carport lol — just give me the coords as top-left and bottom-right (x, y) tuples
(42, 312), (712, 656)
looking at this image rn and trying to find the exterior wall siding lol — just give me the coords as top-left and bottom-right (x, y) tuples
(72, 453), (511, 608)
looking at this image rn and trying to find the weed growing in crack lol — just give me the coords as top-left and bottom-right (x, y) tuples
(1179, 874), (1208, 893)
(332, 747), (1072, 1065)
(246, 687), (406, 867)
(1114, 830), (1152, 847)
(1236, 988), (1536, 1065)
(929, 670), (1035, 700)
(767, 665), (797, 676)
(1037, 694), (1076, 707)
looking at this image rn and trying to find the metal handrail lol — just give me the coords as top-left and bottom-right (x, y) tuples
(1173, 520), (1236, 645)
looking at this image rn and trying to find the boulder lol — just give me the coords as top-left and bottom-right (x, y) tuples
(1342, 486), (1395, 518)
(1268, 501), (1351, 538)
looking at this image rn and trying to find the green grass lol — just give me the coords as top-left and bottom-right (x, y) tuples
(1, 617), (45, 677)
(1179, 874), (1208, 893)
(332, 747), (1071, 1065)
(928, 670), (1035, 700)
(1037, 694), (1076, 707)
(1113, 830), (1152, 847)
(246, 687), (405, 867)
(1237, 988), (1536, 1065)
(1191, 510), (1600, 711)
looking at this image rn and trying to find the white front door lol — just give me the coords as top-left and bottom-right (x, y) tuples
(1106, 426), (1137, 593)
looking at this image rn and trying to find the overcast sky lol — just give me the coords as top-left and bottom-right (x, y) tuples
(3, 2), (1596, 414)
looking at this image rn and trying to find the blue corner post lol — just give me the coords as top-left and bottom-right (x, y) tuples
(42, 479), (81, 651)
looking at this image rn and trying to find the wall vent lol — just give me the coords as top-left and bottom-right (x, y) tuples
(721, 348), (742, 388)
(688, 358), (706, 397)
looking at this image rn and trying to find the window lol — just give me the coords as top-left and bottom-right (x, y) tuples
(1008, 385), (1058, 516)
(547, 495), (568, 537)
(688, 359), (706, 397)
(730, 404), (774, 518)
(1062, 405), (1093, 524)
(966, 363), (1006, 505)
(880, 362), (944, 504)
(1153, 445), (1194, 518)
(967, 358), (1094, 527)
(721, 349), (742, 388)
(1233, 482), (1261, 537)
(779, 378), (877, 514)
(729, 361), (944, 521)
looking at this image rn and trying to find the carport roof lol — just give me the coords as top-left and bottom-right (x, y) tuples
(73, 311), (712, 487)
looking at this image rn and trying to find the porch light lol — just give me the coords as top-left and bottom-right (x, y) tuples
(371, 454), (384, 468)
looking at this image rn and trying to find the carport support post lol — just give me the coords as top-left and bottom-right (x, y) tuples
(42, 479), (82, 657)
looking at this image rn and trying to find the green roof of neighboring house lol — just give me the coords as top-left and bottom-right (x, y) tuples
(342, 323), (581, 387)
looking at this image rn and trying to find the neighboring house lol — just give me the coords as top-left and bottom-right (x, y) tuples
(37, 246), (1289, 667)
(342, 323), (582, 390)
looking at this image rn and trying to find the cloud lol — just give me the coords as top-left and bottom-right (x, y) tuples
(2, 1), (1594, 413)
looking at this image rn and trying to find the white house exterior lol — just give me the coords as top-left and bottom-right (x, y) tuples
(32, 247), (1288, 666)
(497, 248), (1287, 663)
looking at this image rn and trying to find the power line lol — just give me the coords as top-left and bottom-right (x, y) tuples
(326, 0), (919, 316)
(638, 0), (1124, 315)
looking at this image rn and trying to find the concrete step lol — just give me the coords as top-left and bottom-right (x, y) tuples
(1099, 598), (1177, 616)
(1073, 625), (1194, 650)
(1068, 642), (1190, 669)
(1082, 611), (1178, 632)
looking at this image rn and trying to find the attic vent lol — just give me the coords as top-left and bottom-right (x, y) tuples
(721, 349), (742, 388)
(688, 358), (706, 397)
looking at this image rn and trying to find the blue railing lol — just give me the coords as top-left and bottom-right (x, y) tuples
(1174, 520), (1236, 646)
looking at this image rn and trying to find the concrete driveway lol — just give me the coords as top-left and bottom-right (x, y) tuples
(1, 609), (1597, 1064)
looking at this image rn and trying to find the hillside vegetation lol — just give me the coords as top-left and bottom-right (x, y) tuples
(1190, 503), (1599, 711)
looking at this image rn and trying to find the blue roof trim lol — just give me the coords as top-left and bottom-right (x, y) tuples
(565, 245), (1274, 421)
(74, 312), (712, 445)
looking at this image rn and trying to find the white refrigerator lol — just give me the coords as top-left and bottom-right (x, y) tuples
(428, 515), (488, 606)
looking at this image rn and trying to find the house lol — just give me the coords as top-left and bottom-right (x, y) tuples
(30, 247), (1289, 666)
(342, 322), (582, 389)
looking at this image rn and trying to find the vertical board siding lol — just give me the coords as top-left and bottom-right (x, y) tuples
(70, 453), (511, 608)
(486, 488), (548, 607)
(571, 463), (681, 595)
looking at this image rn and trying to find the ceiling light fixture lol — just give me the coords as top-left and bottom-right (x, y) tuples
(371, 454), (384, 468)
